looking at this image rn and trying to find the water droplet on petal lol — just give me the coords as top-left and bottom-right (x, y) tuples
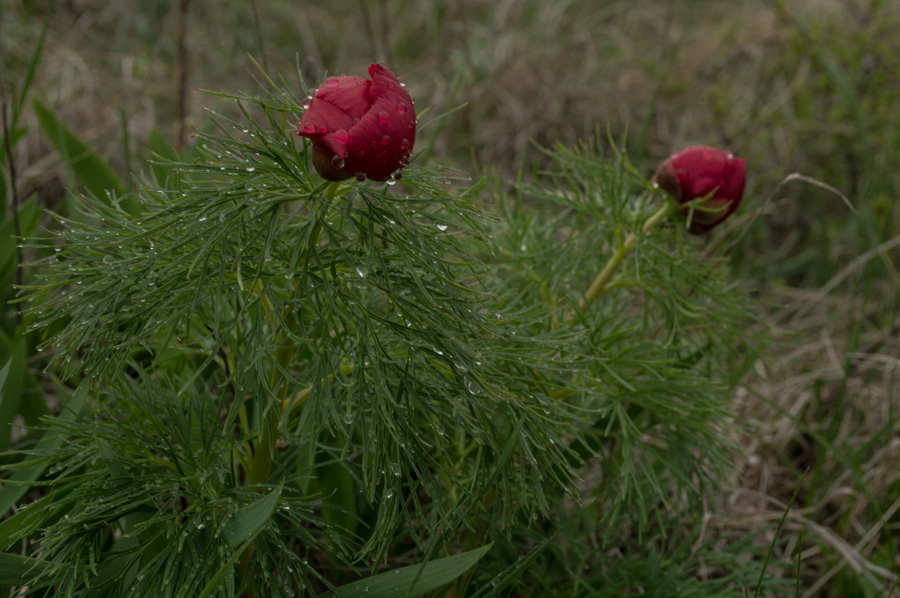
(355, 172), (367, 182)
(325, 76), (340, 87)
(398, 102), (409, 114)
(381, 134), (391, 145)
(378, 111), (390, 123)
(302, 96), (313, 109)
(332, 155), (345, 169)
(334, 129), (350, 144)
(302, 123), (316, 134)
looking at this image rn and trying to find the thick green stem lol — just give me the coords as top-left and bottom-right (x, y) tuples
(564, 202), (676, 325)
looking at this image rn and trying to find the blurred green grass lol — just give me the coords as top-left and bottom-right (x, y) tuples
(2, 0), (899, 595)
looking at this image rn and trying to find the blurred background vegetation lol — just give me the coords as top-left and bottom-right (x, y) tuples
(2, 0), (899, 595)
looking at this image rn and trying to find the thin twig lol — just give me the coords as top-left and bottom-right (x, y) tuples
(176, 0), (190, 152)
(249, 0), (268, 72)
(1, 77), (23, 326)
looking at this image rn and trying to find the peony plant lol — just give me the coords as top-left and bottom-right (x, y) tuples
(7, 64), (764, 598)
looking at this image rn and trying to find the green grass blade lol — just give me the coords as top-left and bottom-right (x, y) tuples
(323, 544), (493, 598)
(31, 97), (141, 216)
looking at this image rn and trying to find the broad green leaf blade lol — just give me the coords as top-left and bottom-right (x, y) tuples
(222, 483), (283, 548)
(0, 552), (47, 587)
(323, 544), (493, 598)
(31, 97), (141, 216)
(197, 484), (283, 598)
(0, 492), (61, 551)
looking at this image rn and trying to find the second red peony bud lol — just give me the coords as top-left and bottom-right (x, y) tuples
(652, 145), (746, 234)
(297, 64), (416, 183)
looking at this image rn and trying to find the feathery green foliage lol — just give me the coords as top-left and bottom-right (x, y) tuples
(7, 67), (763, 596)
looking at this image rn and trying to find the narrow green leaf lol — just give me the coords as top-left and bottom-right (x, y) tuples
(0, 552), (47, 587)
(31, 97), (141, 216)
(316, 453), (359, 537)
(0, 167), (6, 216)
(0, 340), (25, 452)
(148, 126), (180, 186)
(0, 383), (87, 517)
(323, 544), (493, 598)
(0, 492), (61, 551)
(0, 196), (39, 281)
(196, 484), (283, 598)
(223, 483), (283, 548)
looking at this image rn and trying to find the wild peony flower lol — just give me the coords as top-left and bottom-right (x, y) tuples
(297, 63), (416, 183)
(653, 145), (746, 234)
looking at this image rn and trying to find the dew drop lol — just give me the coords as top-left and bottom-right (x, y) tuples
(378, 111), (390, 123)
(355, 172), (367, 182)
(398, 102), (409, 114)
(343, 413), (353, 425)
(381, 134), (391, 145)
(302, 96), (313, 109)
(245, 166), (255, 172)
(332, 155), (346, 169)
(355, 266), (366, 278)
(302, 123), (316, 134)
(325, 76), (340, 87)
(436, 224), (448, 231)
(334, 129), (350, 144)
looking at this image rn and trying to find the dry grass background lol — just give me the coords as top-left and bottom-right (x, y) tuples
(3, 0), (899, 594)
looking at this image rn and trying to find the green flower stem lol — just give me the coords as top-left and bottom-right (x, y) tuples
(247, 199), (328, 488)
(323, 180), (342, 201)
(564, 201), (676, 326)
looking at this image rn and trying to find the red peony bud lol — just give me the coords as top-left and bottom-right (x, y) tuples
(297, 64), (416, 183)
(652, 145), (746, 234)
